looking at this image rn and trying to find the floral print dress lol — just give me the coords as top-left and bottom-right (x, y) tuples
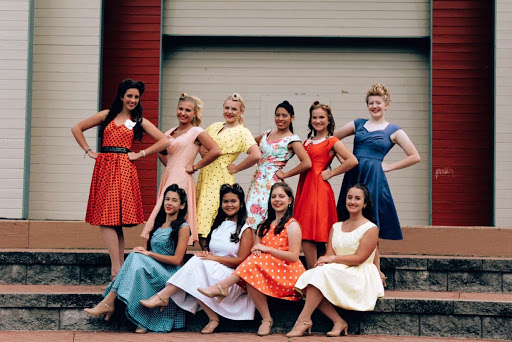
(246, 130), (301, 228)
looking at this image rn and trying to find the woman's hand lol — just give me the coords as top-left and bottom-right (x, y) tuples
(198, 251), (216, 260)
(227, 164), (237, 174)
(133, 246), (150, 256)
(128, 151), (143, 161)
(251, 243), (269, 256)
(381, 162), (392, 172)
(185, 164), (195, 174)
(275, 169), (285, 180)
(315, 255), (334, 267)
(321, 169), (332, 181)
(87, 151), (99, 160)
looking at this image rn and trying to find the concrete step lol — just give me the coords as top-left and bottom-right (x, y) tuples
(0, 331), (508, 342)
(0, 285), (511, 340)
(1, 249), (511, 293)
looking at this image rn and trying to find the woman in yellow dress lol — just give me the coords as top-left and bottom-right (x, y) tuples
(286, 183), (384, 337)
(196, 93), (261, 249)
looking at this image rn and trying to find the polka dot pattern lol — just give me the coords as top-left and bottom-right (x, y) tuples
(234, 218), (306, 301)
(196, 122), (256, 237)
(86, 120), (144, 226)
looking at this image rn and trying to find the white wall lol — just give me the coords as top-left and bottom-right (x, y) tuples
(28, 0), (102, 219)
(0, 0), (30, 219)
(161, 44), (430, 226)
(163, 0), (429, 37)
(495, 0), (512, 227)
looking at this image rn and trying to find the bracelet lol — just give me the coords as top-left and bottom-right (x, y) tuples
(83, 148), (92, 159)
(141, 150), (146, 158)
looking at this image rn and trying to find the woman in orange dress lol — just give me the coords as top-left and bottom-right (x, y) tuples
(198, 182), (305, 336)
(294, 101), (358, 270)
(72, 79), (170, 280)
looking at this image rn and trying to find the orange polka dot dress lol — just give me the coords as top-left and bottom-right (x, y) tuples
(234, 218), (306, 301)
(85, 120), (144, 226)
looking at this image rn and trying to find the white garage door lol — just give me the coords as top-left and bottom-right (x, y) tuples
(161, 42), (429, 226)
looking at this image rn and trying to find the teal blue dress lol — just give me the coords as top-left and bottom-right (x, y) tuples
(104, 223), (188, 332)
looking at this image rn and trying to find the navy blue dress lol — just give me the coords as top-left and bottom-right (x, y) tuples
(337, 118), (402, 240)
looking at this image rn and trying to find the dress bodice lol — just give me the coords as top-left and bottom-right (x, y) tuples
(332, 221), (377, 264)
(150, 223), (188, 256)
(304, 137), (338, 173)
(209, 221), (250, 257)
(258, 130), (300, 167)
(261, 219), (296, 251)
(164, 127), (203, 167)
(102, 120), (134, 149)
(353, 118), (401, 161)
(206, 122), (256, 166)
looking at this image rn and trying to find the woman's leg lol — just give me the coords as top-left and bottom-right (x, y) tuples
(373, 241), (386, 286)
(246, 284), (273, 335)
(197, 299), (220, 333)
(302, 240), (318, 269)
(84, 290), (116, 320)
(101, 226), (122, 278)
(140, 284), (181, 307)
(197, 274), (241, 301)
(116, 226), (125, 269)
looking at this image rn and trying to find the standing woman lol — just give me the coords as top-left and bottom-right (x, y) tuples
(294, 101), (358, 269)
(246, 101), (311, 228)
(196, 93), (261, 249)
(334, 84), (421, 284)
(71, 79), (170, 280)
(141, 93), (221, 244)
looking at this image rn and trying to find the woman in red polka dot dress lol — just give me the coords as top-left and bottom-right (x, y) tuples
(198, 182), (305, 336)
(72, 79), (170, 280)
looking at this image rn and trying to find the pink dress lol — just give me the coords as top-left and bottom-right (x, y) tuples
(142, 126), (203, 244)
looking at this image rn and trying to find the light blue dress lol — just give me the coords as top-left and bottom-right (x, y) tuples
(104, 223), (188, 332)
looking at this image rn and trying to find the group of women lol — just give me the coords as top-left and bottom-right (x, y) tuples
(72, 79), (421, 335)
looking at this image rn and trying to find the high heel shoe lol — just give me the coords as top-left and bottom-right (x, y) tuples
(201, 319), (219, 334)
(135, 326), (147, 334)
(379, 271), (387, 287)
(84, 302), (115, 321)
(286, 319), (312, 337)
(197, 283), (228, 303)
(257, 319), (273, 336)
(139, 293), (168, 312)
(326, 319), (348, 337)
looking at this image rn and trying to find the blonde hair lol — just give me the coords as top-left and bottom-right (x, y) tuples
(179, 92), (203, 126)
(224, 93), (245, 125)
(365, 84), (391, 105)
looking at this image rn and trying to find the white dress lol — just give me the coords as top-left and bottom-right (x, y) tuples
(294, 221), (384, 311)
(168, 221), (255, 320)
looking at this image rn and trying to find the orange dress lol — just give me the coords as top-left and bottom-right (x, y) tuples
(294, 137), (339, 242)
(234, 218), (305, 301)
(86, 120), (144, 226)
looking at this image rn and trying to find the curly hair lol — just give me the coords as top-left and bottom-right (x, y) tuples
(178, 92), (203, 126)
(365, 83), (391, 105)
(257, 182), (295, 238)
(224, 93), (246, 125)
(307, 100), (335, 139)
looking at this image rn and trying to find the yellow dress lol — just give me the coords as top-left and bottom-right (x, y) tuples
(196, 122), (256, 237)
(294, 221), (384, 311)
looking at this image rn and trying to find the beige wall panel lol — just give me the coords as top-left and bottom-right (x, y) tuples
(28, 0), (101, 220)
(161, 44), (429, 226)
(163, 0), (429, 37)
(496, 0), (512, 227)
(0, 0), (29, 218)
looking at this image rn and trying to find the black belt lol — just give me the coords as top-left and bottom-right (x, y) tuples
(101, 146), (131, 153)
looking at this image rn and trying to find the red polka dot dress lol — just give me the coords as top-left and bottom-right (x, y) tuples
(85, 120), (144, 226)
(234, 218), (306, 301)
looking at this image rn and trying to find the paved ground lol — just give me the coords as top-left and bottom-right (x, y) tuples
(0, 332), (507, 342)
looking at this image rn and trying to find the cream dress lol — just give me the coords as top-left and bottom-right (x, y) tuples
(294, 221), (384, 311)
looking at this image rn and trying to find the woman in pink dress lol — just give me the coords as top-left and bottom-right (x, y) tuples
(141, 93), (221, 244)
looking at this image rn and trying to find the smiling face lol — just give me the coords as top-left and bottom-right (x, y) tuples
(366, 95), (389, 120)
(176, 100), (196, 125)
(310, 107), (329, 135)
(274, 107), (292, 131)
(121, 88), (140, 112)
(223, 99), (243, 124)
(163, 190), (184, 216)
(270, 186), (292, 213)
(221, 192), (241, 219)
(346, 187), (366, 215)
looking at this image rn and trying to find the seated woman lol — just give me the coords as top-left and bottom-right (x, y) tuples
(83, 184), (191, 333)
(286, 183), (384, 337)
(139, 183), (255, 334)
(198, 182), (306, 336)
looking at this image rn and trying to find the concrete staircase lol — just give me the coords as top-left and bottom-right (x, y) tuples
(0, 249), (511, 339)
